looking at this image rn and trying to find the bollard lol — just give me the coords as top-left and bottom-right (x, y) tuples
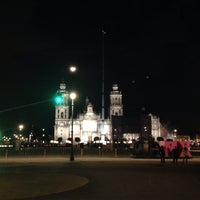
(43, 148), (46, 157)
(81, 149), (83, 157)
(98, 147), (101, 156)
(5, 148), (8, 158)
(115, 148), (117, 157)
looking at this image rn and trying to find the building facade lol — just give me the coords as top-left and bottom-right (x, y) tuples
(54, 83), (123, 144)
(54, 82), (162, 144)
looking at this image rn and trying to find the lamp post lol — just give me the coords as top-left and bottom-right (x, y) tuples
(18, 124), (24, 140)
(173, 129), (177, 141)
(15, 124), (24, 151)
(70, 92), (76, 161)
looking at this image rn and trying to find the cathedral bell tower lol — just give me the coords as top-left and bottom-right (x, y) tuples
(109, 84), (123, 118)
(54, 82), (70, 143)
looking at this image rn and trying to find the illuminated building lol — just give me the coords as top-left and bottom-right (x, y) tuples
(54, 83), (122, 144)
(54, 82), (162, 144)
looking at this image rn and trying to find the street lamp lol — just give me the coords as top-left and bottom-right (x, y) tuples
(69, 66), (77, 73)
(19, 124), (24, 132)
(18, 124), (24, 139)
(70, 92), (77, 161)
(173, 129), (177, 140)
(15, 124), (24, 150)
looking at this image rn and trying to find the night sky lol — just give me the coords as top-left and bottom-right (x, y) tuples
(0, 1), (200, 135)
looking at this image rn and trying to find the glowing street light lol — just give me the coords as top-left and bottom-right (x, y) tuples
(70, 92), (77, 161)
(69, 66), (77, 73)
(18, 124), (24, 131)
(173, 129), (178, 140)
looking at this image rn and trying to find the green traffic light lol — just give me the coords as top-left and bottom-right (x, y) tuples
(55, 94), (63, 105)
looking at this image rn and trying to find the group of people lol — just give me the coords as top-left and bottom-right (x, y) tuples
(159, 145), (189, 164)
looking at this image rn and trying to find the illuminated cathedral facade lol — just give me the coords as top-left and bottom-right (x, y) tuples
(54, 83), (123, 144)
(54, 82), (162, 144)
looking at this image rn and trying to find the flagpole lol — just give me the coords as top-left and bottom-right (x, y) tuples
(101, 29), (106, 144)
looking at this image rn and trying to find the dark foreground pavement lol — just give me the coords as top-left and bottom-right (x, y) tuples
(0, 156), (200, 200)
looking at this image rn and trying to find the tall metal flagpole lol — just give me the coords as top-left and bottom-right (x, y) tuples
(101, 29), (106, 144)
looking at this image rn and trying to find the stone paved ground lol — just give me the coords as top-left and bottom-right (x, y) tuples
(0, 156), (199, 200)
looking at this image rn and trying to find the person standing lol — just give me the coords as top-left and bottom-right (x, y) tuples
(183, 147), (188, 164)
(159, 146), (165, 163)
(172, 146), (179, 164)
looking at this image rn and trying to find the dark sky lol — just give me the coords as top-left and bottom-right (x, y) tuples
(0, 1), (200, 135)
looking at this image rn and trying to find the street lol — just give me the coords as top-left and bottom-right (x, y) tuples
(0, 157), (199, 200)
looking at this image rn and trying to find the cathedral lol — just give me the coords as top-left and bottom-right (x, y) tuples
(54, 82), (162, 145)
(54, 82), (123, 144)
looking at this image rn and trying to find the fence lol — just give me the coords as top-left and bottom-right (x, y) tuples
(0, 146), (133, 158)
(1, 146), (199, 159)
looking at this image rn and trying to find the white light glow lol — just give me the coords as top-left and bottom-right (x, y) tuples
(70, 66), (77, 72)
(70, 92), (76, 100)
(83, 120), (97, 132)
(19, 124), (24, 131)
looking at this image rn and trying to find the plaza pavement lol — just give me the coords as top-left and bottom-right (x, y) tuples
(0, 156), (200, 199)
